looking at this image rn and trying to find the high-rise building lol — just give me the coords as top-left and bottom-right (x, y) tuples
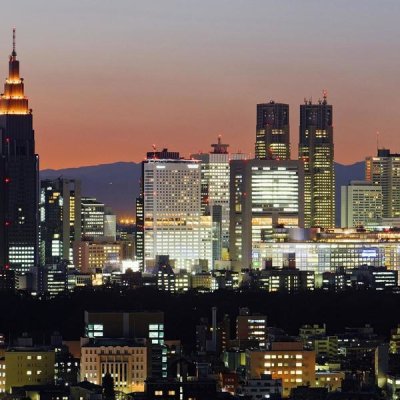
(229, 159), (304, 269)
(341, 180), (383, 228)
(81, 197), (105, 240)
(142, 150), (212, 270)
(0, 30), (39, 276)
(135, 196), (144, 270)
(191, 137), (247, 264)
(255, 101), (290, 160)
(299, 93), (335, 228)
(39, 178), (81, 265)
(366, 149), (400, 219)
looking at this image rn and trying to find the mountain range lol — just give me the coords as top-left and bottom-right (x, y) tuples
(41, 161), (365, 225)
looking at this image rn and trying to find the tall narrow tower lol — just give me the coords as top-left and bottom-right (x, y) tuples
(299, 92), (335, 228)
(255, 101), (290, 160)
(0, 30), (39, 277)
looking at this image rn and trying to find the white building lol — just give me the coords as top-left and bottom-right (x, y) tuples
(341, 180), (383, 228)
(191, 137), (247, 264)
(143, 154), (212, 270)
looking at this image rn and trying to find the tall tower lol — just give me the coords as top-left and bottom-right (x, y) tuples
(299, 92), (335, 228)
(0, 30), (39, 276)
(255, 101), (290, 160)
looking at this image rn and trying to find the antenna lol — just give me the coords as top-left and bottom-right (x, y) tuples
(12, 28), (16, 55)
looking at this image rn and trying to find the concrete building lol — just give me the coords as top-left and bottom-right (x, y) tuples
(5, 348), (55, 392)
(236, 308), (268, 348)
(341, 180), (383, 228)
(81, 198), (105, 240)
(246, 341), (316, 398)
(230, 159), (304, 270)
(80, 338), (147, 393)
(236, 374), (282, 399)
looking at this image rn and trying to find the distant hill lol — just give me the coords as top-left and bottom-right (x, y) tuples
(41, 160), (366, 223)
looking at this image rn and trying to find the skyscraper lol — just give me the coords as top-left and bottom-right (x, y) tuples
(255, 101), (290, 160)
(366, 149), (400, 219)
(191, 137), (247, 264)
(141, 149), (212, 270)
(39, 178), (81, 265)
(81, 197), (105, 240)
(0, 30), (39, 275)
(229, 159), (304, 270)
(299, 92), (335, 228)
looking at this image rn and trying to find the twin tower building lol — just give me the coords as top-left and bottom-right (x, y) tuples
(253, 94), (335, 229)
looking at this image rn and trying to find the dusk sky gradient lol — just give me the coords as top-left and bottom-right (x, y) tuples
(3, 0), (400, 169)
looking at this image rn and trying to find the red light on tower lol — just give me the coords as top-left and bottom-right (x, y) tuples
(4, 178), (10, 183)
(4, 221), (10, 227)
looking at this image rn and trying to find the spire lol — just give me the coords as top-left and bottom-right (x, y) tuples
(0, 29), (30, 114)
(211, 135), (229, 154)
(12, 28), (16, 57)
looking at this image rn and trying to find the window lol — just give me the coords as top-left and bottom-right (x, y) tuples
(154, 390), (163, 396)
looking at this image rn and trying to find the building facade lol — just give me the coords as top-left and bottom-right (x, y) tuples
(39, 178), (81, 265)
(0, 30), (39, 276)
(229, 159), (304, 269)
(255, 101), (290, 160)
(299, 94), (335, 228)
(341, 180), (383, 228)
(142, 151), (212, 270)
(366, 149), (400, 219)
(81, 197), (105, 240)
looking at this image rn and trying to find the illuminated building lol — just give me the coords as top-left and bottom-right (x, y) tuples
(229, 159), (304, 270)
(73, 241), (123, 273)
(341, 180), (383, 228)
(255, 101), (290, 160)
(257, 268), (315, 292)
(191, 137), (247, 265)
(255, 228), (400, 274)
(84, 311), (167, 378)
(246, 342), (316, 398)
(81, 197), (105, 240)
(366, 149), (400, 218)
(135, 196), (144, 270)
(39, 178), (81, 265)
(0, 30), (39, 276)
(236, 374), (282, 399)
(142, 150), (212, 271)
(5, 348), (55, 392)
(80, 338), (147, 393)
(236, 308), (267, 348)
(299, 93), (335, 228)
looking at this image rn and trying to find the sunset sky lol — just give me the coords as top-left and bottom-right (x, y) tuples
(3, 0), (400, 169)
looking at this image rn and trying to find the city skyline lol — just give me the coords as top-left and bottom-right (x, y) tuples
(2, 0), (400, 169)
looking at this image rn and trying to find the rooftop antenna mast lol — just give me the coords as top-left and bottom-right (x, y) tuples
(12, 28), (16, 56)
(376, 131), (380, 152)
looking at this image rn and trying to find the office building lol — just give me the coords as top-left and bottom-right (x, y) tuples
(39, 179), (81, 265)
(299, 93), (335, 228)
(257, 268), (315, 292)
(84, 311), (167, 378)
(256, 228), (400, 274)
(5, 348), (55, 392)
(366, 149), (400, 218)
(191, 137), (247, 264)
(246, 341), (316, 397)
(81, 197), (105, 240)
(142, 150), (212, 270)
(73, 241), (123, 273)
(236, 308), (268, 348)
(80, 338), (147, 393)
(341, 180), (383, 228)
(255, 100), (290, 160)
(230, 159), (304, 269)
(0, 30), (39, 276)
(135, 196), (144, 270)
(236, 374), (282, 399)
